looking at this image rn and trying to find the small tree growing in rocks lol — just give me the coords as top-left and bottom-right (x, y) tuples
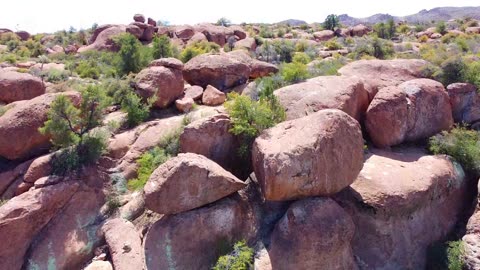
(323, 14), (339, 31)
(152, 35), (173, 59)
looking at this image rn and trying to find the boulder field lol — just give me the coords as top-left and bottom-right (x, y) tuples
(0, 56), (478, 270)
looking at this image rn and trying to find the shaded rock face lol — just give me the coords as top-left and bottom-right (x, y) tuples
(366, 79), (453, 148)
(0, 182), (79, 270)
(463, 209), (480, 270)
(447, 83), (480, 124)
(183, 53), (250, 91)
(274, 75), (369, 122)
(269, 197), (356, 270)
(0, 71), (45, 103)
(338, 59), (429, 99)
(135, 58), (184, 108)
(335, 149), (468, 270)
(25, 186), (105, 270)
(0, 91), (81, 160)
(144, 153), (246, 215)
(102, 219), (143, 270)
(144, 191), (258, 270)
(252, 109), (364, 201)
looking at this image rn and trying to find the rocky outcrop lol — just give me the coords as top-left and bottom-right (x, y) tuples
(0, 70), (45, 103)
(135, 58), (184, 108)
(144, 190), (258, 270)
(313, 30), (335, 41)
(274, 75), (369, 121)
(133, 14), (145, 23)
(338, 59), (428, 99)
(0, 91), (80, 160)
(447, 83), (480, 124)
(144, 153), (246, 214)
(78, 25), (126, 52)
(335, 148), (468, 270)
(102, 219), (143, 270)
(269, 197), (357, 270)
(252, 109), (364, 201)
(0, 182), (79, 270)
(351, 24), (370, 37)
(202, 85), (226, 106)
(228, 50), (278, 79)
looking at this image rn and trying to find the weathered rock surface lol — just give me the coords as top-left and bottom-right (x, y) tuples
(269, 197), (356, 270)
(78, 25), (126, 52)
(0, 182), (79, 270)
(313, 30), (335, 41)
(184, 85), (203, 100)
(447, 83), (480, 124)
(335, 148), (468, 270)
(252, 109), (364, 201)
(0, 70), (45, 103)
(144, 191), (258, 270)
(175, 96), (194, 112)
(144, 153), (246, 214)
(228, 50), (278, 79)
(183, 53), (250, 90)
(202, 85), (226, 106)
(102, 218), (143, 270)
(274, 75), (369, 121)
(0, 91), (80, 160)
(23, 153), (53, 184)
(135, 58), (184, 108)
(84, 261), (113, 270)
(464, 209), (480, 270)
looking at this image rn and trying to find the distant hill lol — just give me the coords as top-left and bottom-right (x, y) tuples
(276, 19), (308, 26)
(339, 6), (480, 26)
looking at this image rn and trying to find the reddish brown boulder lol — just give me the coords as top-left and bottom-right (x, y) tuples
(0, 91), (81, 160)
(149, 57), (184, 70)
(102, 218), (143, 270)
(463, 210), (480, 269)
(88, 24), (117, 44)
(23, 153), (53, 183)
(338, 59), (428, 99)
(25, 186), (105, 270)
(133, 14), (145, 23)
(147, 17), (157, 27)
(202, 85), (226, 106)
(351, 24), (369, 37)
(269, 197), (356, 270)
(335, 148), (467, 270)
(175, 96), (194, 112)
(0, 70), (45, 103)
(195, 23), (228, 46)
(234, 37), (257, 51)
(0, 182), (79, 270)
(64, 44), (78, 54)
(183, 53), (250, 90)
(144, 153), (246, 214)
(135, 58), (184, 108)
(231, 26), (247, 40)
(140, 25), (155, 42)
(228, 50), (278, 79)
(15, 30), (30, 41)
(126, 24), (143, 39)
(274, 76), (369, 121)
(174, 25), (195, 41)
(0, 159), (32, 196)
(446, 83), (480, 124)
(180, 114), (237, 171)
(252, 109), (364, 201)
(313, 30), (335, 41)
(78, 25), (126, 53)
(144, 191), (258, 270)
(184, 85), (203, 100)
(84, 261), (113, 270)
(188, 32), (208, 44)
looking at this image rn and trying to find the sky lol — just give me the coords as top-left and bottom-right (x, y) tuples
(1, 0), (479, 34)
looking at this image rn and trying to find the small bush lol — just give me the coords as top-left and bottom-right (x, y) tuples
(325, 39), (342, 50)
(180, 41), (220, 63)
(436, 21), (447, 35)
(447, 241), (465, 270)
(309, 58), (346, 76)
(44, 69), (69, 83)
(75, 60), (101, 79)
(213, 241), (254, 270)
(292, 52), (311, 64)
(114, 33), (150, 76)
(464, 61), (480, 88)
(440, 56), (467, 86)
(121, 91), (153, 128)
(152, 35), (173, 59)
(281, 62), (309, 83)
(429, 126), (480, 175)
(1, 53), (17, 64)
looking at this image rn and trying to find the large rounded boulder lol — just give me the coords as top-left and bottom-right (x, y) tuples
(252, 109), (364, 201)
(0, 70), (45, 103)
(446, 83), (480, 124)
(135, 58), (184, 108)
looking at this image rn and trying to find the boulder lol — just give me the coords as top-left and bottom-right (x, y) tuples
(175, 96), (194, 112)
(234, 37), (257, 51)
(351, 24), (369, 37)
(126, 24), (143, 39)
(335, 148), (468, 270)
(88, 24), (117, 44)
(180, 114), (237, 171)
(463, 210), (480, 270)
(25, 186), (105, 270)
(252, 109), (364, 201)
(183, 53), (250, 90)
(195, 23), (228, 46)
(78, 25), (126, 53)
(147, 17), (157, 27)
(269, 197), (356, 270)
(15, 30), (30, 41)
(338, 59), (428, 99)
(0, 70), (45, 103)
(102, 219), (143, 270)
(274, 75), (369, 121)
(202, 85), (226, 106)
(446, 83), (480, 124)
(466, 27), (480, 34)
(23, 153), (53, 183)
(174, 25), (195, 41)
(230, 26), (247, 40)
(313, 30), (335, 41)
(135, 58), (184, 108)
(188, 32), (208, 44)
(144, 191), (258, 270)
(140, 25), (155, 42)
(133, 14), (146, 23)
(144, 153), (246, 214)
(0, 182), (79, 270)
(0, 159), (32, 197)
(228, 50), (278, 79)
(84, 261), (113, 270)
(184, 85), (203, 100)
(0, 91), (80, 160)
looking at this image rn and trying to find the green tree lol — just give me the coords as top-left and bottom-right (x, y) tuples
(216, 17), (231, 27)
(387, 18), (396, 39)
(152, 35), (173, 59)
(213, 241), (254, 270)
(323, 14), (339, 31)
(114, 33), (145, 75)
(436, 21), (447, 35)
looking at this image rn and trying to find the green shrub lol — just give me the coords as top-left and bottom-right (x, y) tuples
(180, 41), (220, 63)
(447, 241), (465, 270)
(436, 21), (447, 35)
(292, 52), (311, 64)
(397, 24), (410, 34)
(371, 37), (394, 59)
(463, 61), (480, 88)
(213, 241), (254, 270)
(440, 56), (467, 86)
(114, 33), (149, 75)
(429, 126), (480, 175)
(44, 69), (69, 83)
(1, 53), (17, 64)
(323, 14), (339, 31)
(128, 129), (182, 190)
(121, 91), (153, 128)
(272, 40), (295, 63)
(0, 32), (20, 45)
(75, 60), (101, 79)
(281, 62), (309, 83)
(309, 58), (346, 76)
(152, 35), (173, 59)
(325, 39), (342, 50)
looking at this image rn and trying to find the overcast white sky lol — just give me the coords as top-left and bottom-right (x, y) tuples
(1, 0), (478, 33)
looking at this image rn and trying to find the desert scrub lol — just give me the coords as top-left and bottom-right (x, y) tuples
(309, 57), (347, 77)
(324, 39), (343, 50)
(180, 41), (220, 63)
(281, 61), (309, 83)
(447, 241), (465, 270)
(429, 126), (480, 175)
(213, 240), (254, 270)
